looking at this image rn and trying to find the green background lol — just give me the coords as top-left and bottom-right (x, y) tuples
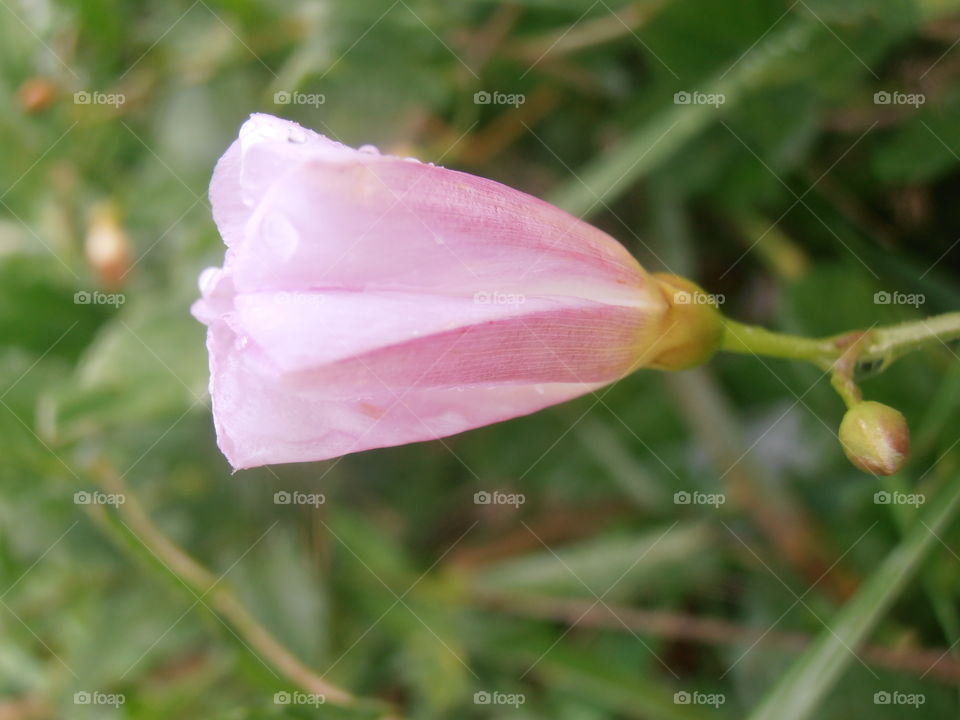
(2, 0), (960, 718)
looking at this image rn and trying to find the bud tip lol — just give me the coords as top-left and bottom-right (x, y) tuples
(839, 401), (910, 476)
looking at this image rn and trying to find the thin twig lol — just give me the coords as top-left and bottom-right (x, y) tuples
(508, 1), (664, 61)
(89, 461), (378, 712)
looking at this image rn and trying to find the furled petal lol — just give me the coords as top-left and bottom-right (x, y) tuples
(209, 115), (356, 248)
(220, 114), (651, 304)
(207, 316), (610, 469)
(195, 114), (672, 469)
(230, 290), (652, 380)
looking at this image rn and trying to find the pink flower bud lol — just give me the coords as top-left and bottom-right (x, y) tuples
(839, 401), (910, 476)
(193, 114), (717, 468)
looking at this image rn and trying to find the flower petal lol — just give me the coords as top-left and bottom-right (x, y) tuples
(231, 289), (661, 379)
(210, 114), (355, 248)
(206, 316), (608, 469)
(216, 115), (651, 306)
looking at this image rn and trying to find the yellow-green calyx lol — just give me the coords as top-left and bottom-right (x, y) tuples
(839, 401), (910, 476)
(648, 273), (725, 371)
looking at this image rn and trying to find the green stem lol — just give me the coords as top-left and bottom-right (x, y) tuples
(719, 312), (960, 372)
(866, 312), (960, 364)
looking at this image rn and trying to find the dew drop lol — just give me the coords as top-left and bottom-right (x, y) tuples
(287, 127), (308, 144)
(358, 144), (380, 155)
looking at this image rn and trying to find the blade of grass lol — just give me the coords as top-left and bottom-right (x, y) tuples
(547, 0), (960, 217)
(745, 471), (960, 720)
(546, 17), (817, 216)
(470, 521), (713, 599)
(881, 469), (960, 647)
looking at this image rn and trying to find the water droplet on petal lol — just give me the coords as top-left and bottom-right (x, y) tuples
(358, 144), (380, 155)
(287, 127), (308, 144)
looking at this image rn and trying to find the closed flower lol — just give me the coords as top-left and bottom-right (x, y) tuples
(193, 114), (719, 469)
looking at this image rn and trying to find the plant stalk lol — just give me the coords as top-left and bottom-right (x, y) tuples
(719, 312), (960, 371)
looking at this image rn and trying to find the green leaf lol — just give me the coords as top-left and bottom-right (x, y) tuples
(0, 255), (108, 361)
(43, 291), (208, 441)
(472, 522), (715, 599)
(871, 92), (960, 184)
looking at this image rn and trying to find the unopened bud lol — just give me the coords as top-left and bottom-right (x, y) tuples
(18, 77), (57, 113)
(839, 401), (910, 476)
(647, 274), (724, 371)
(85, 201), (132, 288)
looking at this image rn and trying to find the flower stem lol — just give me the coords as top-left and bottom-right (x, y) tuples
(719, 318), (837, 368)
(862, 312), (960, 365)
(719, 312), (960, 372)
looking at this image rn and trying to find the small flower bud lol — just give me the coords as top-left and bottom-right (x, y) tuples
(85, 201), (132, 288)
(647, 274), (724, 371)
(17, 77), (57, 113)
(839, 401), (910, 476)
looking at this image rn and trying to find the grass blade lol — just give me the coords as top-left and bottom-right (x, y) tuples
(745, 475), (960, 720)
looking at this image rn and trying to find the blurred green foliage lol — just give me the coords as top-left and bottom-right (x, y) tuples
(2, 0), (960, 718)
